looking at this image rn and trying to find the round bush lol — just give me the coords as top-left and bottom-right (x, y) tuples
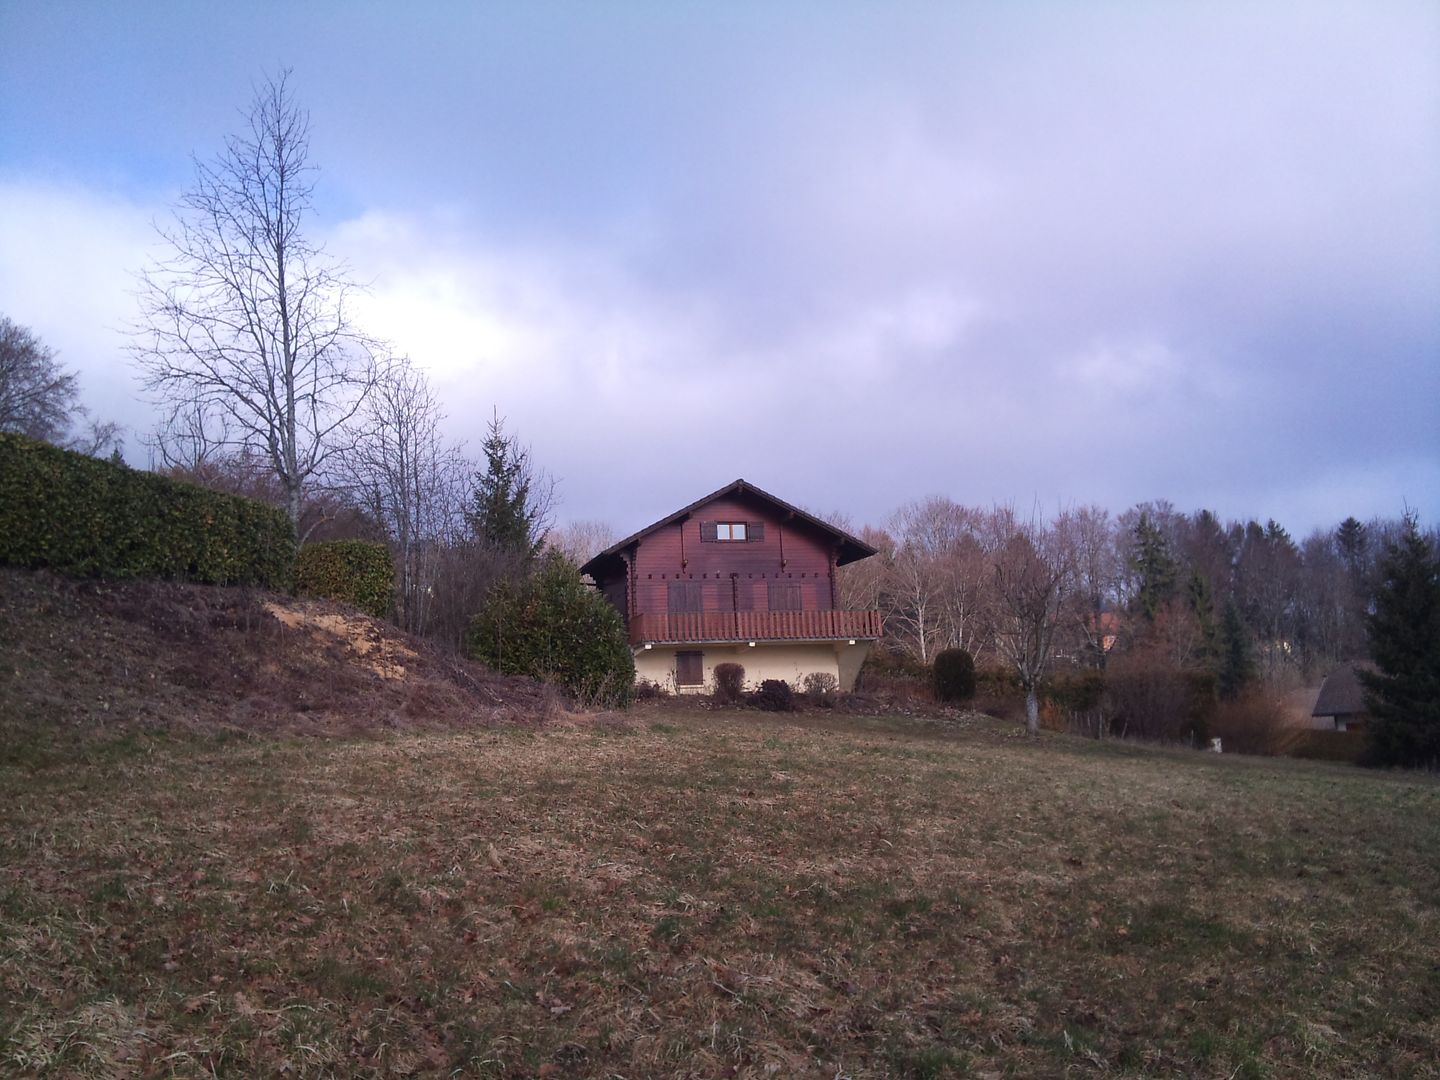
(933, 647), (977, 703)
(713, 662), (745, 704)
(466, 552), (635, 707)
(752, 678), (796, 712)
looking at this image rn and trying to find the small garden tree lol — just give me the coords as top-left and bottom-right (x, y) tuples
(465, 552), (633, 706)
(933, 647), (977, 703)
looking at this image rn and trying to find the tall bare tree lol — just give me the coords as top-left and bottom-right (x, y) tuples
(337, 359), (471, 634)
(132, 70), (379, 531)
(985, 508), (1076, 736)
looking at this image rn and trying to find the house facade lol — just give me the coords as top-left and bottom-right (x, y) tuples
(581, 479), (881, 693)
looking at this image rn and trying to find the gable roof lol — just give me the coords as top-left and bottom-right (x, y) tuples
(580, 478), (878, 579)
(1312, 661), (1377, 718)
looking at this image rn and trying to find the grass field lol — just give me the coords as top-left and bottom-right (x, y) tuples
(3, 707), (1438, 1078)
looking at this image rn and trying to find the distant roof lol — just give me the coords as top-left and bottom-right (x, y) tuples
(580, 478), (878, 579)
(1312, 661), (1377, 718)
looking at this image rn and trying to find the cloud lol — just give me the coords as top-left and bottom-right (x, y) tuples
(1, 2), (1436, 532)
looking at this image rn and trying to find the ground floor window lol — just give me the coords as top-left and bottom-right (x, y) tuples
(676, 650), (704, 687)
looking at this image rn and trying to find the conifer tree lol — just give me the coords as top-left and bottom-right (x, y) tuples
(1130, 512), (1177, 622)
(1361, 515), (1440, 769)
(465, 412), (551, 558)
(1216, 599), (1255, 700)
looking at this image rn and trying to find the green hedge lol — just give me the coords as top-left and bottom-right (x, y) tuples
(0, 433), (293, 586)
(294, 540), (395, 619)
(1288, 729), (1371, 764)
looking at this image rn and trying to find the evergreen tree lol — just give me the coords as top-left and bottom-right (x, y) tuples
(1216, 599), (1255, 700)
(1186, 569), (1219, 664)
(1361, 515), (1440, 769)
(1336, 516), (1368, 578)
(1130, 512), (1177, 622)
(465, 412), (550, 558)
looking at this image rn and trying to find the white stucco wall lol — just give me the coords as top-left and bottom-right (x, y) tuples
(633, 640), (874, 693)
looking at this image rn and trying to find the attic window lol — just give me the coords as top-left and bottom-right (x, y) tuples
(701, 520), (764, 542)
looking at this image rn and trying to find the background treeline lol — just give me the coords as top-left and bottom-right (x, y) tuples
(830, 498), (1436, 747)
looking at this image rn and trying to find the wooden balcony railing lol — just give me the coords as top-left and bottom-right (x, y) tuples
(629, 610), (882, 646)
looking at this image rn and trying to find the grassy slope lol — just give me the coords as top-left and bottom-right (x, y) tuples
(2, 708), (1437, 1079)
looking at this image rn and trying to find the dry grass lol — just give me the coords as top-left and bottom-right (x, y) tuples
(3, 705), (1438, 1078)
(0, 568), (555, 751)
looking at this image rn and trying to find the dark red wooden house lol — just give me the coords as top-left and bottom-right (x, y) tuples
(581, 479), (881, 692)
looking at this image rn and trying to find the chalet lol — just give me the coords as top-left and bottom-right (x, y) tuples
(581, 479), (882, 693)
(1311, 661), (1376, 731)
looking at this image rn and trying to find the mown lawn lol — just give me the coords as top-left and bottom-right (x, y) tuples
(2, 708), (1437, 1078)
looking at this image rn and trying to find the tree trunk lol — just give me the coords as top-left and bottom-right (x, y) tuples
(1025, 686), (1040, 736)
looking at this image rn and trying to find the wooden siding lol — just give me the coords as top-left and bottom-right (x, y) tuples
(630, 609), (882, 646)
(630, 494), (838, 617)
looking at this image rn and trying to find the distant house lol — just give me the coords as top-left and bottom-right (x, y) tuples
(1311, 661), (1377, 731)
(580, 479), (881, 693)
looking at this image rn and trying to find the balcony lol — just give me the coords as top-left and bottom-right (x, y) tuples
(628, 610), (882, 646)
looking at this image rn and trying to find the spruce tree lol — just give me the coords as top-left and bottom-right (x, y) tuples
(465, 413), (549, 558)
(1130, 512), (1177, 622)
(1216, 600), (1255, 700)
(1361, 515), (1440, 769)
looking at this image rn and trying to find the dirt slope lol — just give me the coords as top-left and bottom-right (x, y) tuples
(0, 567), (554, 739)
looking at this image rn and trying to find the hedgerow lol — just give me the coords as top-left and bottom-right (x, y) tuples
(294, 540), (395, 619)
(0, 433), (293, 587)
(465, 552), (634, 707)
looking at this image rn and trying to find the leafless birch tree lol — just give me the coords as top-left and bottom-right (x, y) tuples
(132, 70), (379, 532)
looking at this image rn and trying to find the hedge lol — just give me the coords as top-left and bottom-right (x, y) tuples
(294, 540), (395, 619)
(1288, 729), (1371, 764)
(0, 433), (293, 587)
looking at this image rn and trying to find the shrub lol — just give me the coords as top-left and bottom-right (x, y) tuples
(932, 647), (977, 703)
(634, 678), (671, 702)
(802, 670), (839, 706)
(1289, 729), (1371, 764)
(855, 649), (933, 704)
(465, 552), (635, 707)
(713, 662), (746, 705)
(294, 540), (395, 619)
(1208, 691), (1301, 756)
(0, 432), (293, 587)
(1043, 670), (1108, 737)
(1103, 654), (1216, 744)
(751, 678), (796, 712)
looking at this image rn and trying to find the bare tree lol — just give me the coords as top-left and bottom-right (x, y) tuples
(132, 70), (379, 531)
(1057, 504), (1123, 666)
(0, 316), (80, 443)
(2, 316), (125, 458)
(336, 359), (470, 634)
(985, 508), (1076, 736)
(548, 519), (619, 567)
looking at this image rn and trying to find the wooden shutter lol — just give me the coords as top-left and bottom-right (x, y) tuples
(747, 521), (765, 542)
(699, 521), (718, 542)
(668, 582), (702, 613)
(768, 583), (801, 612)
(676, 651), (704, 687)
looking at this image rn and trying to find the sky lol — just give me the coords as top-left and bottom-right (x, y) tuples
(1, 1), (1437, 539)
